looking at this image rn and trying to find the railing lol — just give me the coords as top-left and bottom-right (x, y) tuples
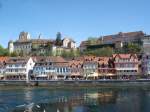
(115, 67), (138, 70)
(6, 66), (26, 69)
(5, 72), (26, 74)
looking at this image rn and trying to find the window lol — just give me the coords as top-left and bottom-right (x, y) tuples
(66, 68), (68, 72)
(15, 64), (19, 67)
(63, 68), (65, 72)
(60, 68), (62, 73)
(57, 68), (59, 73)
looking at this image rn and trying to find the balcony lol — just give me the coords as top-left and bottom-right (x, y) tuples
(115, 67), (138, 70)
(35, 74), (48, 77)
(117, 72), (137, 75)
(6, 66), (26, 69)
(5, 72), (26, 75)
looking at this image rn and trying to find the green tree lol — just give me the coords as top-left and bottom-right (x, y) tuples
(87, 37), (98, 45)
(0, 45), (9, 56)
(127, 43), (141, 53)
(81, 47), (114, 57)
(120, 43), (141, 54)
(61, 49), (80, 58)
(10, 51), (18, 57)
(61, 50), (70, 58)
(18, 50), (24, 57)
(55, 32), (62, 46)
(73, 49), (80, 57)
(45, 42), (53, 56)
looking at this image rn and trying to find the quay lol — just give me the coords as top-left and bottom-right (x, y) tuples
(0, 79), (150, 87)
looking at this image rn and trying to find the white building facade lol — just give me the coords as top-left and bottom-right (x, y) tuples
(62, 38), (76, 48)
(5, 57), (35, 81)
(33, 57), (70, 80)
(113, 54), (139, 79)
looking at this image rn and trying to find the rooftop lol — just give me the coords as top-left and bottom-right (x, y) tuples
(113, 54), (138, 59)
(0, 57), (9, 63)
(6, 57), (30, 64)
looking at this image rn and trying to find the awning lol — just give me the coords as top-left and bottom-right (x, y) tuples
(98, 73), (104, 76)
(98, 73), (116, 76)
(106, 73), (116, 76)
(88, 72), (99, 77)
(71, 73), (81, 76)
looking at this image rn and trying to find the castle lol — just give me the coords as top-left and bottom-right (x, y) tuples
(8, 32), (76, 56)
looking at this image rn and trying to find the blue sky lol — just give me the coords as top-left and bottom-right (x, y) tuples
(0, 0), (150, 48)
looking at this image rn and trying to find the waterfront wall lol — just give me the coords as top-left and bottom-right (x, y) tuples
(0, 80), (150, 87)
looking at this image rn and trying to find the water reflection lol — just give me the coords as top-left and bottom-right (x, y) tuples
(0, 87), (149, 112)
(24, 88), (33, 103)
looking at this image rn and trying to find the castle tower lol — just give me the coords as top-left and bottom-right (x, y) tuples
(8, 40), (14, 53)
(19, 31), (30, 41)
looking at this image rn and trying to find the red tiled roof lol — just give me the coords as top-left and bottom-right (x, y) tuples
(0, 57), (9, 63)
(53, 62), (69, 67)
(96, 57), (110, 65)
(46, 56), (67, 63)
(69, 56), (111, 67)
(69, 60), (83, 67)
(113, 54), (137, 59)
(6, 57), (30, 64)
(33, 56), (67, 63)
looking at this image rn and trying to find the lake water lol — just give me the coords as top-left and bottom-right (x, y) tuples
(0, 86), (150, 112)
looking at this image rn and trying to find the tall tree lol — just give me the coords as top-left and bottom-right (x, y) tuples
(55, 32), (62, 46)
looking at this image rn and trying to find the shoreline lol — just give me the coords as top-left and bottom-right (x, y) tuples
(0, 79), (150, 87)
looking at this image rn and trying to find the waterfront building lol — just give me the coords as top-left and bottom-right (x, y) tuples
(53, 59), (70, 80)
(5, 57), (35, 81)
(0, 57), (8, 80)
(33, 56), (70, 80)
(70, 56), (115, 79)
(141, 54), (150, 76)
(69, 58), (84, 79)
(97, 57), (116, 79)
(113, 54), (139, 79)
(83, 56), (99, 79)
(33, 57), (53, 80)
(68, 56), (99, 79)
